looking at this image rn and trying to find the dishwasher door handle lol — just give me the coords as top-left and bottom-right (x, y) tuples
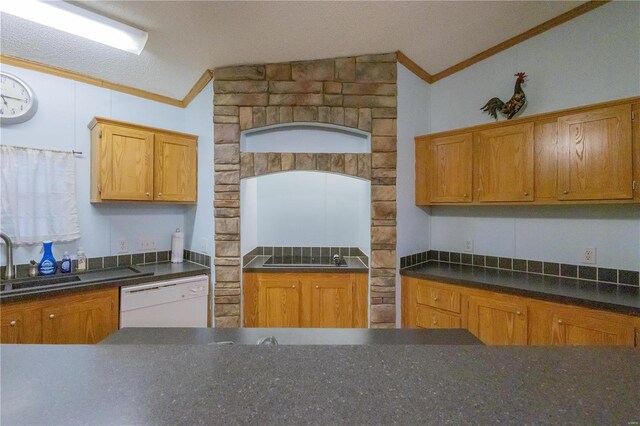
(125, 284), (175, 295)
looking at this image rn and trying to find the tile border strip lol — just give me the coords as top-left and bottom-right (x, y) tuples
(400, 250), (639, 287)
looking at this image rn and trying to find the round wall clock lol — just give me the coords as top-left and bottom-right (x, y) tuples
(0, 72), (38, 125)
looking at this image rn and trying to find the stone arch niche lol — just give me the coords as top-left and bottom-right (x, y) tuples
(213, 52), (398, 328)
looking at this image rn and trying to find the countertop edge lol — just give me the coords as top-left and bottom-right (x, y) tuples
(400, 265), (640, 316)
(0, 262), (211, 304)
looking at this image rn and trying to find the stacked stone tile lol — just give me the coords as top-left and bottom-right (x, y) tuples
(213, 52), (398, 328)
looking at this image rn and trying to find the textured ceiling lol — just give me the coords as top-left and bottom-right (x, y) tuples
(0, 1), (584, 99)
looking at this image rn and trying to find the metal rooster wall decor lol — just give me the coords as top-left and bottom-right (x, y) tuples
(481, 72), (527, 120)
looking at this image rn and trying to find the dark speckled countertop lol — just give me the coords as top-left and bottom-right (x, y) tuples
(0, 261), (210, 303)
(244, 255), (368, 273)
(401, 261), (640, 315)
(2, 344), (638, 424)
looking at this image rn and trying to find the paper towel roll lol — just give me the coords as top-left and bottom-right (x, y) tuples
(171, 229), (184, 263)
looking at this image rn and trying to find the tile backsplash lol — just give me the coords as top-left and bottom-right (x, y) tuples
(401, 250), (639, 287)
(2, 249), (211, 280)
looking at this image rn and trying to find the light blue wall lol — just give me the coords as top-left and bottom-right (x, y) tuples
(429, 1), (640, 133)
(184, 81), (214, 256)
(0, 64), (213, 266)
(425, 2), (640, 271)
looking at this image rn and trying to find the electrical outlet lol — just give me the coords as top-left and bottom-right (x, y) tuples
(149, 239), (157, 250)
(118, 239), (129, 254)
(464, 239), (474, 253)
(582, 247), (596, 264)
(200, 238), (209, 254)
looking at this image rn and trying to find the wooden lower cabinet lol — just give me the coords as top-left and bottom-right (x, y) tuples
(467, 296), (527, 345)
(244, 272), (367, 328)
(402, 276), (639, 347)
(0, 287), (119, 344)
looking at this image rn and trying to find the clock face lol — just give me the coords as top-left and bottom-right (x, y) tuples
(0, 72), (38, 125)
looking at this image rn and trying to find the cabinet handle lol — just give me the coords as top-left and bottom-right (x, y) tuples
(524, 192), (529, 196)
(463, 194), (468, 198)
(158, 193), (163, 197)
(432, 319), (437, 325)
(315, 285), (319, 289)
(9, 320), (16, 326)
(557, 319), (563, 324)
(516, 311), (522, 315)
(563, 190), (569, 195)
(433, 296), (439, 301)
(291, 285), (295, 289)
(145, 192), (150, 197)
(49, 314), (55, 319)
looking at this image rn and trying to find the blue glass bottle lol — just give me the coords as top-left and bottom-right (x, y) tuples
(38, 241), (57, 276)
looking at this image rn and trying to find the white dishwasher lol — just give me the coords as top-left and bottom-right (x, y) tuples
(120, 275), (209, 328)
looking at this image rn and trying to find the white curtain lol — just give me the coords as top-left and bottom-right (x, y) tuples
(0, 145), (80, 244)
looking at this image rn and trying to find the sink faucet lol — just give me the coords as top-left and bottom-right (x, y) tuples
(0, 233), (14, 280)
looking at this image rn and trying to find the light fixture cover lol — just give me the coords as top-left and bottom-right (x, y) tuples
(0, 0), (148, 55)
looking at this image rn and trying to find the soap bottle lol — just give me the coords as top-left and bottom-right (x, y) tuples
(61, 251), (72, 273)
(38, 241), (57, 276)
(76, 247), (87, 272)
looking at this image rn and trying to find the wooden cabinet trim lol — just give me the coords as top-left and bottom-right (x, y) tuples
(88, 117), (199, 140)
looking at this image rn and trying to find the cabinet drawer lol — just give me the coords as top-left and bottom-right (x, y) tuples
(416, 305), (461, 329)
(416, 282), (461, 313)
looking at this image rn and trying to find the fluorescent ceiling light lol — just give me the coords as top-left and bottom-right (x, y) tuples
(0, 0), (148, 55)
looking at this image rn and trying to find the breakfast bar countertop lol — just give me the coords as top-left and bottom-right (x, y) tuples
(401, 261), (640, 316)
(2, 343), (638, 424)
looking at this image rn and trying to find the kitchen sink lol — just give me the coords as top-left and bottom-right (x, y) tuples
(0, 266), (151, 294)
(262, 255), (347, 267)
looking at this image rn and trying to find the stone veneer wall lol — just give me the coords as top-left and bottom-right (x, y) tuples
(213, 52), (398, 328)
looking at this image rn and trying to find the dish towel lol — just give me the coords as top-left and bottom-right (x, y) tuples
(1, 145), (80, 244)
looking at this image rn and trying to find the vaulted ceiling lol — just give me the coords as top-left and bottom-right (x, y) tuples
(1, 1), (586, 99)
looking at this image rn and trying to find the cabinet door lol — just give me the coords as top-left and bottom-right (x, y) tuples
(258, 279), (301, 327)
(415, 305), (461, 329)
(477, 123), (534, 202)
(309, 276), (353, 328)
(557, 105), (632, 200)
(42, 288), (118, 344)
(0, 303), (42, 344)
(551, 310), (635, 346)
(467, 296), (527, 345)
(429, 133), (473, 203)
(154, 133), (197, 202)
(101, 124), (154, 201)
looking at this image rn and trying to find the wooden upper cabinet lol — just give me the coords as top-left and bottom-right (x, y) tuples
(90, 117), (198, 204)
(557, 105), (633, 200)
(429, 133), (473, 203)
(100, 125), (155, 201)
(476, 122), (534, 202)
(309, 275), (353, 328)
(154, 133), (197, 202)
(257, 279), (301, 328)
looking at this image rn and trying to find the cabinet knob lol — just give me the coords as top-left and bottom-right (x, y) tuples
(145, 192), (150, 197)
(9, 320), (16, 326)
(433, 296), (439, 301)
(291, 285), (295, 289)
(563, 190), (569, 195)
(315, 285), (319, 289)
(557, 319), (563, 324)
(158, 193), (163, 197)
(432, 319), (437, 325)
(524, 192), (529, 196)
(463, 194), (468, 198)
(49, 314), (55, 319)
(516, 311), (522, 316)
